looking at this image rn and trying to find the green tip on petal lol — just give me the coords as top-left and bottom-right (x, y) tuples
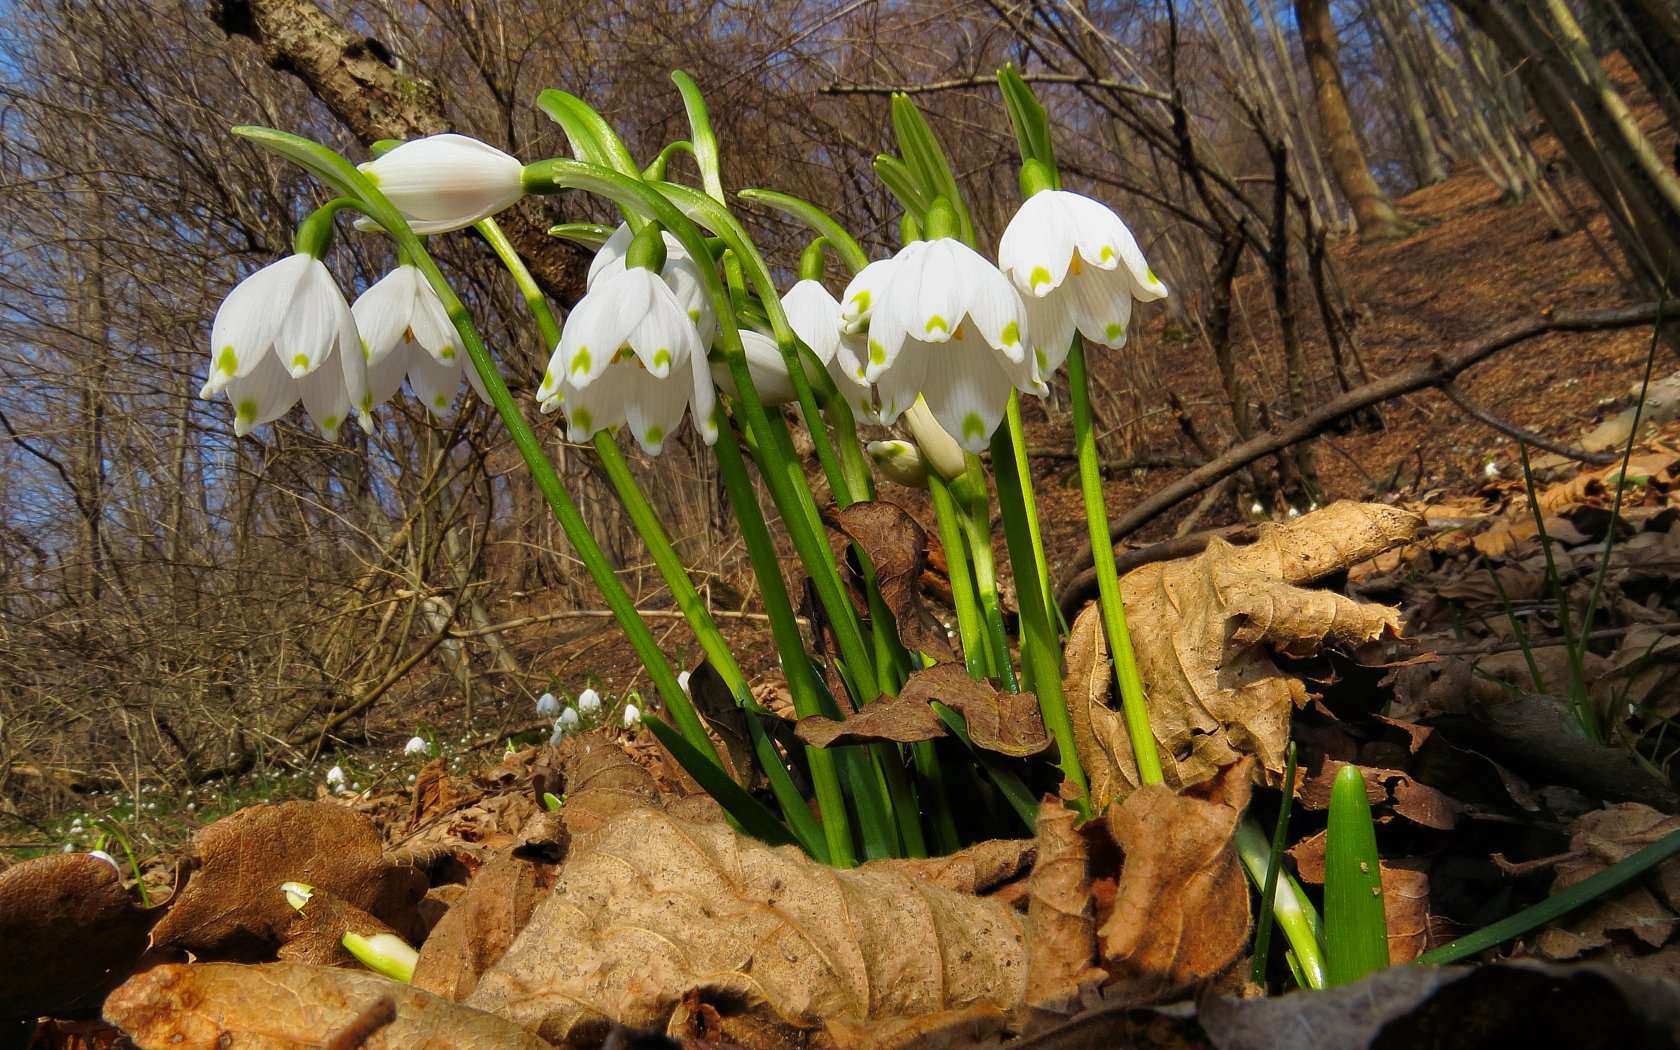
(218, 345), (239, 376)
(571, 346), (592, 375)
(235, 399), (258, 425)
(1001, 319), (1021, 346)
(961, 412), (986, 444)
(440, 346), (456, 362)
(1105, 322), (1126, 342)
(1035, 347), (1049, 372)
(652, 348), (671, 370)
(868, 339), (886, 365)
(851, 290), (870, 313)
(433, 396), (447, 410)
(644, 425), (664, 446)
(291, 353), (310, 371)
(360, 338), (371, 362)
(924, 314), (950, 336)
(574, 408), (593, 432)
(1029, 266), (1053, 293)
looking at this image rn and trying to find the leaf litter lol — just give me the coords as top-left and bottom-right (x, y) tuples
(8, 450), (1680, 1045)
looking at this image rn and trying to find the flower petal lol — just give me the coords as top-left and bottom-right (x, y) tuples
(560, 362), (635, 442)
(625, 272), (700, 378)
(1067, 268), (1136, 349)
(364, 339), (411, 411)
(274, 260), (349, 379)
(406, 348), (461, 417)
(407, 275), (461, 366)
(872, 339), (929, 425)
(558, 273), (646, 388)
(625, 366), (691, 455)
(334, 291), (371, 431)
(838, 257), (897, 334)
(351, 267), (418, 365)
(713, 330), (796, 405)
(998, 191), (1077, 297)
(1025, 289), (1077, 376)
(919, 329), (1016, 452)
(893, 240), (963, 345)
(298, 345), (352, 439)
(961, 254), (1030, 364)
(223, 350), (298, 437)
(1068, 193), (1166, 301)
(781, 279), (842, 365)
(206, 254), (311, 395)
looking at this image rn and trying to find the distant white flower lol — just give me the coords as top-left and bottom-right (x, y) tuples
(557, 708), (580, 731)
(536, 692), (560, 718)
(1250, 501), (1266, 517)
(203, 254), (369, 439)
(325, 765), (346, 788)
(676, 670), (692, 695)
(998, 189), (1167, 374)
(354, 265), (489, 418)
(576, 687), (602, 714)
(858, 239), (1044, 450)
(547, 726), (566, 748)
(359, 134), (525, 235)
(403, 735), (430, 757)
(1484, 460), (1500, 479)
(87, 850), (120, 876)
(537, 265), (717, 454)
(622, 703), (641, 727)
(1286, 506), (1301, 519)
(783, 279), (877, 421)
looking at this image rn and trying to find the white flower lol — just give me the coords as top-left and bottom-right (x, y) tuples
(711, 330), (798, 405)
(676, 670), (692, 695)
(587, 224), (716, 345)
(536, 266), (717, 454)
(536, 692), (560, 718)
(998, 189), (1166, 374)
(837, 257), (898, 334)
(203, 254), (369, 439)
(403, 735), (430, 757)
(783, 279), (877, 421)
(557, 708), (580, 732)
(576, 687), (601, 714)
(902, 396), (968, 482)
(325, 765), (346, 788)
(87, 850), (121, 876)
(1483, 460), (1500, 479)
(866, 439), (928, 488)
(354, 265), (489, 418)
(861, 239), (1044, 451)
(359, 134), (525, 235)
(622, 703), (641, 727)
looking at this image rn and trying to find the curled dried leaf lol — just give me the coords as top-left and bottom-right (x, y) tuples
(830, 500), (955, 660)
(903, 663), (1049, 758)
(278, 886), (405, 970)
(148, 801), (427, 959)
(1024, 801), (1103, 1026)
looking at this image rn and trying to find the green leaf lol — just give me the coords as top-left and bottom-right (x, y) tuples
(1251, 742), (1298, 986)
(534, 89), (640, 178)
(643, 717), (799, 851)
(872, 154), (931, 221)
(1325, 764), (1390, 986)
(736, 189), (870, 274)
(671, 71), (725, 202)
(747, 713), (829, 863)
(933, 703), (1038, 832)
(888, 95), (975, 244)
(547, 222), (618, 249)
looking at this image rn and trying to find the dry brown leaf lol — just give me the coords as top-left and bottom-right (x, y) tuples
(1536, 803), (1680, 962)
(1297, 759), (1459, 831)
(1098, 759), (1253, 1002)
(463, 802), (1028, 1044)
(411, 832), (564, 1001)
(276, 885), (406, 971)
(149, 801), (427, 959)
(0, 853), (160, 1020)
(795, 663), (1048, 757)
(830, 500), (955, 660)
(1382, 863), (1431, 964)
(104, 961), (551, 1049)
(1074, 502), (1419, 801)
(1024, 801), (1102, 1026)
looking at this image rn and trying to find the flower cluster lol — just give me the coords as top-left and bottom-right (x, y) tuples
(201, 135), (523, 437)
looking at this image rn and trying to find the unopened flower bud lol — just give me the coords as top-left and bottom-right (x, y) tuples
(903, 397), (967, 481)
(866, 440), (929, 488)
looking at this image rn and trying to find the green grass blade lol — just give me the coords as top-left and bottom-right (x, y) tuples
(933, 703), (1039, 832)
(644, 717), (799, 851)
(1325, 764), (1390, 986)
(747, 713), (829, 864)
(1417, 826), (1680, 965)
(1252, 742), (1299, 986)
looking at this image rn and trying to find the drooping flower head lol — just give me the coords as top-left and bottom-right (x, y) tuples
(622, 703), (641, 728)
(998, 179), (1167, 374)
(782, 279), (877, 421)
(203, 253), (369, 439)
(853, 221), (1045, 452)
(359, 134), (525, 235)
(403, 735), (430, 757)
(538, 225), (717, 454)
(536, 692), (560, 718)
(576, 687), (602, 714)
(710, 330), (798, 406)
(353, 264), (489, 418)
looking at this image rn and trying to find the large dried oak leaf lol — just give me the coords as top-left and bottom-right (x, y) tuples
(104, 961), (550, 1049)
(0, 853), (160, 1020)
(149, 800), (427, 959)
(1072, 501), (1419, 806)
(463, 804), (1029, 1045)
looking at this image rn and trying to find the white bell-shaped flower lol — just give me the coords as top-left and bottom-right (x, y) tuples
(676, 670), (692, 694)
(710, 330), (797, 405)
(402, 735), (430, 757)
(587, 223), (716, 346)
(535, 692), (560, 718)
(537, 267), (717, 454)
(576, 687), (602, 714)
(557, 707), (580, 732)
(325, 764), (346, 788)
(621, 703), (641, 728)
(998, 189), (1167, 373)
(783, 279), (877, 422)
(866, 440), (929, 488)
(836, 257), (898, 335)
(862, 239), (1044, 451)
(204, 254), (369, 440)
(353, 265), (489, 417)
(359, 134), (525, 235)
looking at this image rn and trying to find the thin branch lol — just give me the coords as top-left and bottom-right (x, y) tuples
(821, 71), (1170, 104)
(1437, 378), (1618, 464)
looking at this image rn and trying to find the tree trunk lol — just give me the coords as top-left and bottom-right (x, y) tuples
(1294, 0), (1414, 240)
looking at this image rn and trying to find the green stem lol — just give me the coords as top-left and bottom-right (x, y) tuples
(928, 472), (987, 678)
(1235, 818), (1327, 989)
(1067, 343), (1163, 788)
(713, 418), (856, 867)
(957, 465), (1018, 691)
(736, 188), (871, 274)
(991, 418), (1088, 811)
(1004, 395), (1058, 638)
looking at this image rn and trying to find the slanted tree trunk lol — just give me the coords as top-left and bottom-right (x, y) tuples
(1294, 0), (1414, 240)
